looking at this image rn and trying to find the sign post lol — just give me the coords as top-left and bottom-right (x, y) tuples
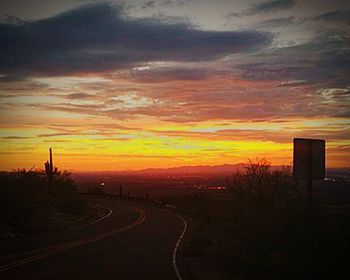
(293, 138), (326, 204)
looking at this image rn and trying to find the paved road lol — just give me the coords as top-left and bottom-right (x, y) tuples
(0, 199), (186, 280)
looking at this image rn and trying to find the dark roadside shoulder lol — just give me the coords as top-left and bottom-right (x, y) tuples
(0, 198), (140, 262)
(0, 195), (109, 240)
(0, 170), (102, 240)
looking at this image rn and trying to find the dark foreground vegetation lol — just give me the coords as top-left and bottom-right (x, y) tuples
(0, 169), (104, 238)
(165, 160), (350, 279)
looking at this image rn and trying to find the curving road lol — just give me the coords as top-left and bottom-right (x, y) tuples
(0, 198), (187, 280)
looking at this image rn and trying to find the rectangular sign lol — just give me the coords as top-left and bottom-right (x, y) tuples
(293, 138), (325, 180)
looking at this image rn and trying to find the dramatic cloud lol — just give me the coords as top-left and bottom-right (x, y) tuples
(0, 3), (271, 79)
(142, 0), (191, 9)
(245, 0), (296, 15)
(129, 66), (211, 83)
(0, 0), (349, 170)
(142, 1), (156, 9)
(1, 136), (33, 139)
(314, 10), (350, 25)
(61, 93), (95, 99)
(150, 126), (350, 143)
(256, 16), (295, 27)
(237, 34), (350, 88)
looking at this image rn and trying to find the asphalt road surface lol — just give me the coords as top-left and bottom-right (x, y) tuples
(0, 198), (187, 280)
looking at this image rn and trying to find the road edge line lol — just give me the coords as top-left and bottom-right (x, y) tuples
(172, 212), (188, 280)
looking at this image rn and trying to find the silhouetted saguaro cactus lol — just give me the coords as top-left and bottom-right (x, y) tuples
(44, 148), (57, 182)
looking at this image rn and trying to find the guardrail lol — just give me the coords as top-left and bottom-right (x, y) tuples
(78, 192), (177, 211)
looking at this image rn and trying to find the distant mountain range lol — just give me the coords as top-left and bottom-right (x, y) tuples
(128, 163), (248, 175)
(2, 164), (348, 177)
(73, 163), (292, 176)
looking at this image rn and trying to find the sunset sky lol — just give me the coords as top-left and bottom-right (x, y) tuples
(0, 0), (349, 171)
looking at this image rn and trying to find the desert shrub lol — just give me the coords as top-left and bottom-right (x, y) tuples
(0, 177), (32, 225)
(0, 169), (87, 236)
(230, 159), (298, 201)
(49, 170), (76, 194)
(226, 160), (298, 268)
(10, 168), (47, 192)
